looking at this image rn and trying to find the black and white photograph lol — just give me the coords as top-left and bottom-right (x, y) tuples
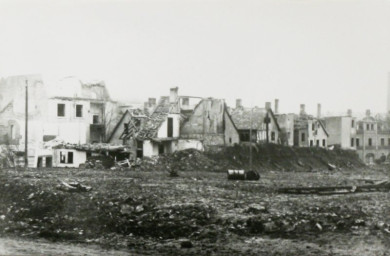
(0, 0), (390, 255)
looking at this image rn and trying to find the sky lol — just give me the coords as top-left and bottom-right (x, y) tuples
(1, 0), (390, 116)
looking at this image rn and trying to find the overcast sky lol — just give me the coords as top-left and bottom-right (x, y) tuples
(1, 0), (390, 115)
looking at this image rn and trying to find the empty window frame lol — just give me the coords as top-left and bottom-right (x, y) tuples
(381, 138), (385, 146)
(356, 138), (360, 147)
(93, 115), (100, 124)
(76, 104), (83, 117)
(301, 133), (305, 142)
(67, 152), (73, 164)
(57, 104), (65, 117)
(10, 125), (14, 139)
(60, 151), (66, 163)
(60, 151), (74, 164)
(167, 117), (173, 137)
(351, 138), (354, 147)
(368, 138), (372, 146)
(322, 139), (326, 147)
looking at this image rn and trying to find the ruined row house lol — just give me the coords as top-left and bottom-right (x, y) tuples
(109, 87), (240, 158)
(229, 100), (281, 144)
(293, 104), (329, 148)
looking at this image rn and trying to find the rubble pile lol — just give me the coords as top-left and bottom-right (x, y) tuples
(205, 144), (365, 172)
(84, 156), (115, 169)
(143, 144), (365, 174)
(96, 196), (216, 238)
(0, 145), (24, 168)
(139, 149), (230, 173)
(222, 202), (390, 238)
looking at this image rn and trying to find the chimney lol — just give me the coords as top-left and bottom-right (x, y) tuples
(170, 87), (178, 103)
(236, 99), (242, 108)
(366, 109), (371, 117)
(144, 102), (149, 111)
(347, 109), (352, 117)
(387, 72), (390, 113)
(300, 104), (306, 116)
(317, 103), (321, 118)
(274, 99), (279, 114)
(148, 98), (156, 107)
(265, 102), (271, 110)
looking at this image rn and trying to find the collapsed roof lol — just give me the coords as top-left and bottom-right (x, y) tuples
(230, 106), (281, 131)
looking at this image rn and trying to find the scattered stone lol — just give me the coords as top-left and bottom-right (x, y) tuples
(244, 204), (267, 214)
(263, 221), (277, 233)
(180, 239), (193, 248)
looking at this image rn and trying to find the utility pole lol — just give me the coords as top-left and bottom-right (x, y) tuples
(249, 107), (253, 171)
(25, 80), (28, 168)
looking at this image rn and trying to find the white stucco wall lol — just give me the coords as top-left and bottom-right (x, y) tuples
(157, 114), (180, 138)
(53, 149), (86, 168)
(143, 140), (158, 157)
(307, 120), (328, 148)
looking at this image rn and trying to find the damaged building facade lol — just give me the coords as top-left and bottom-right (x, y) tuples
(229, 100), (281, 144)
(0, 75), (117, 167)
(323, 109), (357, 150)
(180, 97), (240, 148)
(355, 110), (390, 164)
(293, 104), (329, 148)
(109, 87), (239, 158)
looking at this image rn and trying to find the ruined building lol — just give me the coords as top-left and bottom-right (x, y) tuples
(355, 109), (390, 164)
(293, 104), (329, 148)
(0, 75), (117, 167)
(323, 109), (357, 150)
(229, 100), (281, 144)
(109, 87), (239, 158)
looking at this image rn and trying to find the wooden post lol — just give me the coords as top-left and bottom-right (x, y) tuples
(25, 80), (28, 168)
(249, 108), (253, 171)
(264, 112), (271, 144)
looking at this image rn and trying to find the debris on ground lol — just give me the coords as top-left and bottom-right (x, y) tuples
(278, 180), (390, 195)
(56, 181), (92, 192)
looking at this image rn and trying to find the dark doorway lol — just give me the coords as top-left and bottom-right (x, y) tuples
(37, 157), (43, 168)
(68, 152), (74, 164)
(136, 140), (143, 158)
(158, 144), (164, 154)
(46, 157), (52, 167)
(167, 118), (173, 137)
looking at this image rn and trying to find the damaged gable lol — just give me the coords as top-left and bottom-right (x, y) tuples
(180, 98), (240, 146)
(230, 107), (281, 131)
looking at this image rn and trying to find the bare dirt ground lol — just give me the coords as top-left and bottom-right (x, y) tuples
(0, 165), (389, 255)
(0, 236), (133, 255)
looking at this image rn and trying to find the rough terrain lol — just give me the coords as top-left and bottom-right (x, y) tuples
(0, 146), (389, 255)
